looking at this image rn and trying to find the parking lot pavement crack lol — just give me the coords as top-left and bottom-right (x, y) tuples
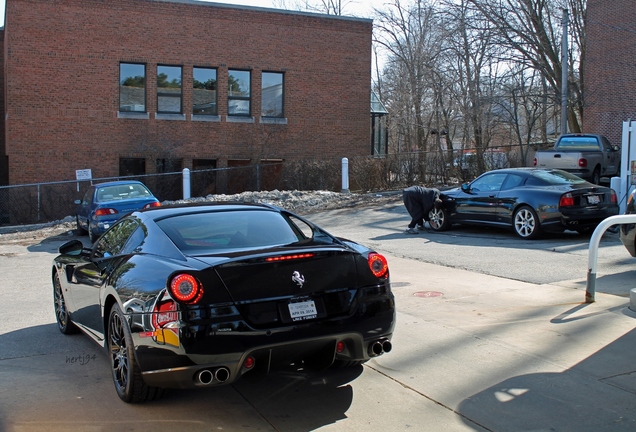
(363, 363), (495, 432)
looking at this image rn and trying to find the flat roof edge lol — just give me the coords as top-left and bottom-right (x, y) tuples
(154, 0), (373, 23)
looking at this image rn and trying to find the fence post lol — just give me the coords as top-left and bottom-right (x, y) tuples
(183, 168), (191, 200)
(341, 157), (350, 193)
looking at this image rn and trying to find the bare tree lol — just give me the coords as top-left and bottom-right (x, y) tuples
(272, 0), (358, 15)
(466, 0), (586, 134)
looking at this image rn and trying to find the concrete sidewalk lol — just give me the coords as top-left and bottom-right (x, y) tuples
(369, 253), (636, 431)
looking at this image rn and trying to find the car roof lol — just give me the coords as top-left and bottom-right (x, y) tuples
(93, 180), (147, 187)
(481, 167), (559, 175)
(136, 201), (282, 221)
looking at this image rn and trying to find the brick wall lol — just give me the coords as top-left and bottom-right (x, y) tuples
(584, 0), (636, 145)
(3, 0), (372, 184)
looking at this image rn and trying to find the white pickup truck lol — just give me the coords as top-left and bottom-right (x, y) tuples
(533, 133), (620, 184)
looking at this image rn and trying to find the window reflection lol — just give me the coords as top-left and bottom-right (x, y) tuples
(193, 67), (217, 115)
(120, 63), (146, 112)
(262, 72), (283, 117)
(228, 70), (251, 116)
(157, 65), (182, 113)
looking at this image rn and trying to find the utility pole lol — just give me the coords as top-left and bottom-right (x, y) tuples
(561, 8), (569, 135)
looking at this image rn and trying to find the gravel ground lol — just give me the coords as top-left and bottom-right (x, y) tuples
(0, 190), (403, 243)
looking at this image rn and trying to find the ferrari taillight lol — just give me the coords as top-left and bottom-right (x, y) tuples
(368, 253), (389, 279)
(169, 273), (204, 304)
(265, 253), (314, 262)
(95, 208), (118, 216)
(144, 202), (161, 209)
(560, 193), (575, 207)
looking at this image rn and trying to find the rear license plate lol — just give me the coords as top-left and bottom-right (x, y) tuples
(288, 300), (317, 321)
(587, 195), (601, 205)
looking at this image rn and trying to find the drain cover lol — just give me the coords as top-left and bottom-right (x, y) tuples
(413, 291), (443, 298)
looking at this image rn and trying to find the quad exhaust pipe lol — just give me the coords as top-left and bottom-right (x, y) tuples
(196, 367), (231, 385)
(368, 338), (392, 357)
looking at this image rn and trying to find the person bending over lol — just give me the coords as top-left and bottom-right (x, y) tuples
(402, 186), (443, 234)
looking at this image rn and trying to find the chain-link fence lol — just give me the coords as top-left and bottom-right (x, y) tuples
(0, 148), (527, 227)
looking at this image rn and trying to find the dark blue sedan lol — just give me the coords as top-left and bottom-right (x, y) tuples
(428, 168), (618, 239)
(75, 180), (160, 242)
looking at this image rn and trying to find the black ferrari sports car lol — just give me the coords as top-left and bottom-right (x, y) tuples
(427, 168), (618, 239)
(53, 203), (395, 403)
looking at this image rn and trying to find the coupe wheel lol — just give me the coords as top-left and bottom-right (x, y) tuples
(53, 273), (78, 335)
(108, 303), (165, 403)
(513, 206), (541, 239)
(428, 207), (450, 231)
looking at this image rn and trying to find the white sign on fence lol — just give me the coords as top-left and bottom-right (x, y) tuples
(75, 169), (92, 181)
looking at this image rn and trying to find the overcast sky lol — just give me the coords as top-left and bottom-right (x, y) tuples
(0, 0), (383, 25)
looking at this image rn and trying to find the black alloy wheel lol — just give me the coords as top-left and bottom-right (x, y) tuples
(53, 273), (78, 335)
(108, 303), (165, 403)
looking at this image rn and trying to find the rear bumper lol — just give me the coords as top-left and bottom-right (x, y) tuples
(540, 207), (619, 232)
(139, 331), (393, 389)
(131, 289), (395, 389)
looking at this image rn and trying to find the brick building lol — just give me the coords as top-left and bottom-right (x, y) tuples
(0, 0), (374, 188)
(584, 0), (636, 145)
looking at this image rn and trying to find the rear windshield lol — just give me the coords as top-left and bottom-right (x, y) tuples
(530, 170), (588, 185)
(156, 209), (301, 252)
(97, 183), (152, 201)
(556, 136), (600, 150)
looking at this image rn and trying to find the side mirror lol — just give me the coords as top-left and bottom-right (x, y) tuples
(58, 239), (84, 256)
(461, 183), (471, 193)
(74, 199), (81, 205)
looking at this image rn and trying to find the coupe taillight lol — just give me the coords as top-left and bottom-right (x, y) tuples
(169, 273), (204, 304)
(94, 208), (118, 216)
(578, 158), (588, 168)
(265, 253), (314, 262)
(368, 253), (389, 278)
(144, 202), (161, 209)
(560, 193), (575, 207)
(533, 157), (537, 167)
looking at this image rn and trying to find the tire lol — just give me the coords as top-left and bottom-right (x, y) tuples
(53, 272), (78, 335)
(88, 225), (97, 243)
(513, 206), (541, 239)
(108, 303), (165, 403)
(76, 216), (87, 235)
(428, 207), (450, 231)
(591, 168), (601, 185)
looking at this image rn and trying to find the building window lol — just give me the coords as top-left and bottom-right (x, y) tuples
(119, 63), (146, 112)
(157, 65), (182, 113)
(119, 158), (146, 176)
(261, 72), (284, 118)
(193, 67), (217, 115)
(228, 69), (251, 116)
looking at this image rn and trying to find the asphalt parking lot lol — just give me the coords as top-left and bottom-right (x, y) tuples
(1, 203), (636, 431)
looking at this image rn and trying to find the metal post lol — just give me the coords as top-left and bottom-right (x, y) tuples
(587, 214), (636, 302)
(183, 168), (191, 200)
(341, 158), (350, 193)
(560, 9), (569, 135)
